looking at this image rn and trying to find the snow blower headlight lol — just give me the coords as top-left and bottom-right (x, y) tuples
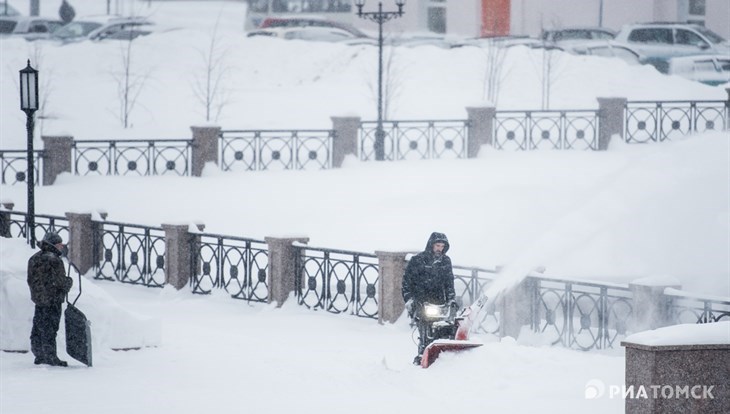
(423, 304), (446, 319)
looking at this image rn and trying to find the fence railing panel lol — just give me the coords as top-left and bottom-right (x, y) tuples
(191, 234), (269, 302)
(0, 150), (43, 185)
(296, 246), (379, 318)
(494, 110), (599, 150)
(2, 211), (69, 243)
(528, 277), (633, 351)
(452, 265), (500, 335)
(624, 100), (729, 143)
(220, 130), (333, 172)
(359, 120), (469, 161)
(93, 221), (166, 287)
(73, 139), (192, 176)
(665, 289), (730, 324)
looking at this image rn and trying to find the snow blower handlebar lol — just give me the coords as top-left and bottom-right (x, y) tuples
(65, 260), (83, 307)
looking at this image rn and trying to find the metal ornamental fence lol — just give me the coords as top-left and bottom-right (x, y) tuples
(73, 139), (192, 176)
(190, 233), (269, 302)
(0, 150), (43, 185)
(219, 130), (333, 171)
(359, 120), (469, 161)
(1, 211), (69, 244)
(2, 210), (729, 352)
(527, 276), (634, 351)
(92, 220), (166, 287)
(624, 100), (729, 143)
(665, 289), (730, 324)
(494, 110), (600, 150)
(295, 246), (380, 318)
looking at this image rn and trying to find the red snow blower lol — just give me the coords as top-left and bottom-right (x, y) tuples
(416, 296), (487, 368)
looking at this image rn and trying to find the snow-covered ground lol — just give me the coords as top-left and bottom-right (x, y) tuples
(1, 1), (729, 413)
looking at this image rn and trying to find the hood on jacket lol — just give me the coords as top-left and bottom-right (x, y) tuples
(424, 232), (450, 254)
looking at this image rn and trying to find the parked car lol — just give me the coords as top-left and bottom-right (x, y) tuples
(561, 40), (642, 65)
(0, 16), (64, 40)
(451, 35), (555, 50)
(646, 54), (730, 86)
(247, 26), (361, 43)
(613, 22), (730, 59)
(257, 16), (367, 38)
(541, 27), (616, 43)
(51, 15), (153, 43)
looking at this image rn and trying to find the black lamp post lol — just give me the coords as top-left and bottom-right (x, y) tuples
(355, 0), (405, 161)
(20, 60), (39, 248)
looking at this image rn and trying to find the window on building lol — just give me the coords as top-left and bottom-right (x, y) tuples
(689, 0), (706, 16)
(427, 7), (446, 33)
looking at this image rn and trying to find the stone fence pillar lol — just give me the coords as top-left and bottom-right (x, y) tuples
(0, 202), (15, 238)
(597, 97), (627, 150)
(190, 126), (220, 177)
(41, 136), (73, 185)
(622, 331), (729, 413)
(629, 279), (681, 333)
(162, 224), (193, 290)
(265, 236), (309, 307)
(65, 212), (95, 275)
(331, 116), (361, 168)
(375, 251), (410, 324)
(466, 106), (496, 156)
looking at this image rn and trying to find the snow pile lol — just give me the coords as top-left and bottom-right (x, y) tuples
(0, 238), (161, 352)
(623, 321), (730, 346)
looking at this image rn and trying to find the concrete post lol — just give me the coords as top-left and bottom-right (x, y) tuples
(65, 212), (95, 275)
(265, 236), (309, 307)
(629, 279), (682, 332)
(597, 97), (627, 150)
(622, 340), (730, 413)
(162, 224), (193, 290)
(331, 116), (361, 167)
(466, 106), (496, 156)
(41, 136), (73, 185)
(190, 126), (220, 177)
(499, 277), (534, 339)
(0, 202), (15, 238)
(375, 251), (410, 324)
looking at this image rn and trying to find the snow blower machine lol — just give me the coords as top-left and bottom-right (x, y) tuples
(414, 295), (488, 368)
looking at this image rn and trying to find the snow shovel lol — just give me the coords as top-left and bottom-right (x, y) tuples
(420, 297), (488, 368)
(65, 261), (93, 367)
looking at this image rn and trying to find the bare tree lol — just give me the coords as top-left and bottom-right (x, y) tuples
(481, 40), (510, 106)
(30, 43), (55, 137)
(192, 15), (233, 122)
(112, 36), (151, 128)
(364, 36), (406, 120)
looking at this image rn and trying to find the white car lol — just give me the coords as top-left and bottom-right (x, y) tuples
(614, 22), (730, 59)
(247, 26), (362, 43)
(659, 54), (730, 86)
(0, 16), (64, 40)
(51, 15), (153, 43)
(561, 40), (642, 65)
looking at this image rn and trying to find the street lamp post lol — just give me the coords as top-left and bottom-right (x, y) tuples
(19, 60), (39, 248)
(355, 0), (405, 161)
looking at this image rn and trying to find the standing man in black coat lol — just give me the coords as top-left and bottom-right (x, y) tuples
(28, 231), (73, 367)
(402, 232), (456, 365)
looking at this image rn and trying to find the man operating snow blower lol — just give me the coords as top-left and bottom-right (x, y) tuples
(402, 232), (457, 366)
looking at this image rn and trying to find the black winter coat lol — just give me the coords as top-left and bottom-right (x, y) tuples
(402, 232), (456, 305)
(27, 242), (72, 306)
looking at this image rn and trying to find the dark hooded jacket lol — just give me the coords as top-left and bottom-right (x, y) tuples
(402, 232), (456, 306)
(27, 241), (72, 306)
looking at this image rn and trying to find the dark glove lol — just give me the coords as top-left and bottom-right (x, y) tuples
(65, 276), (73, 291)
